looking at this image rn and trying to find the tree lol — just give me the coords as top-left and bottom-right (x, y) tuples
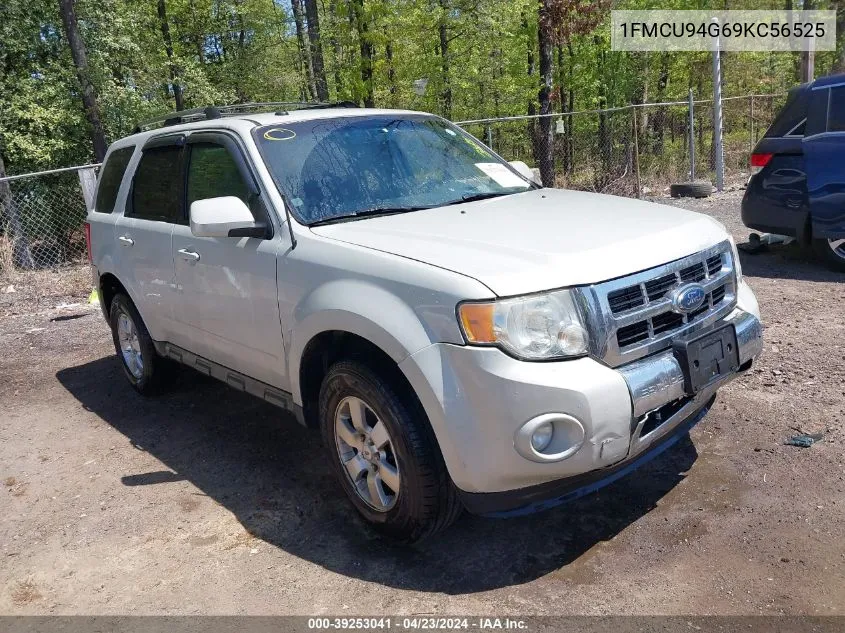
(534, 0), (608, 186)
(438, 0), (452, 118)
(834, 0), (845, 73)
(292, 0), (318, 100)
(0, 153), (35, 269)
(157, 0), (184, 110)
(304, 0), (330, 100)
(350, 0), (375, 107)
(57, 0), (107, 161)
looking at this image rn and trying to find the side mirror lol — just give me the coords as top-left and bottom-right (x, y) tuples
(189, 196), (266, 238)
(509, 160), (543, 186)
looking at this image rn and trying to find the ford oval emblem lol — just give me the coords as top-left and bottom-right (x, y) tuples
(672, 283), (707, 313)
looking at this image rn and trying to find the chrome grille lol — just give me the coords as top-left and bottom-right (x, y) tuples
(581, 241), (737, 367)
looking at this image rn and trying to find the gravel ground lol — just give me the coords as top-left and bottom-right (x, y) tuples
(1, 191), (844, 616)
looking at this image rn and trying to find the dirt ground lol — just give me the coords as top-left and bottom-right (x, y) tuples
(1, 190), (844, 616)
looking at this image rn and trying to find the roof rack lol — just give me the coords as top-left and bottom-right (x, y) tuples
(133, 101), (359, 133)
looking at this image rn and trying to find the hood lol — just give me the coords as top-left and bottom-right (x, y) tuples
(309, 188), (728, 296)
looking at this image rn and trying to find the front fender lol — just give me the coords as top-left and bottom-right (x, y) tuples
(288, 279), (438, 405)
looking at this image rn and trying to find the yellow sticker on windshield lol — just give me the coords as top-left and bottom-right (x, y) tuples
(263, 128), (296, 141)
(460, 135), (492, 158)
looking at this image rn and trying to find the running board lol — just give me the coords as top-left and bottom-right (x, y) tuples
(153, 341), (305, 425)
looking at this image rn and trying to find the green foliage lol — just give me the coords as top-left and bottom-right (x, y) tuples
(0, 0), (840, 173)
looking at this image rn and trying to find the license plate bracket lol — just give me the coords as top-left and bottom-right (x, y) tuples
(673, 324), (740, 394)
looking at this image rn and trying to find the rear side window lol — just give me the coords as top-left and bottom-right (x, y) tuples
(130, 146), (184, 223)
(186, 143), (250, 207)
(94, 147), (134, 213)
(828, 86), (845, 132)
(806, 89), (828, 137)
(764, 86), (809, 138)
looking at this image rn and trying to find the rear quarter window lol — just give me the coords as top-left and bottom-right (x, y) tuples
(94, 147), (134, 213)
(828, 86), (845, 132)
(764, 86), (809, 138)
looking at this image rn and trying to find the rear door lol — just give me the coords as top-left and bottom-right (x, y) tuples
(113, 136), (185, 342)
(170, 132), (285, 387)
(804, 82), (845, 240)
(88, 144), (136, 273)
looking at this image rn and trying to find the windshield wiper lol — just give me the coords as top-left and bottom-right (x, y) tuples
(308, 205), (431, 227)
(441, 191), (513, 207)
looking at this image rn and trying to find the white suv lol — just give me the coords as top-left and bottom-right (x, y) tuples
(86, 104), (763, 541)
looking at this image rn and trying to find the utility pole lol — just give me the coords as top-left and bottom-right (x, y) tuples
(800, 0), (816, 82)
(711, 18), (724, 192)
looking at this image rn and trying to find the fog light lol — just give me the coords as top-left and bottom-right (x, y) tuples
(515, 413), (586, 463)
(530, 421), (554, 452)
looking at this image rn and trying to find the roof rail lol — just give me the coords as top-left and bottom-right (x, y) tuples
(133, 101), (358, 133)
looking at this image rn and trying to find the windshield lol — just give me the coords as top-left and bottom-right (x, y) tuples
(254, 115), (532, 225)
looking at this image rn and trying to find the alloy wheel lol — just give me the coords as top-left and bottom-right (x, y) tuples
(828, 238), (845, 260)
(117, 311), (144, 379)
(333, 396), (401, 512)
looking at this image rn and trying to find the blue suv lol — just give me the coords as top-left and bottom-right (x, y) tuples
(741, 74), (845, 271)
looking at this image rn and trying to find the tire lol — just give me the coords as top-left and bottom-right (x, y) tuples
(318, 360), (462, 542)
(109, 293), (167, 395)
(670, 180), (713, 198)
(813, 238), (845, 272)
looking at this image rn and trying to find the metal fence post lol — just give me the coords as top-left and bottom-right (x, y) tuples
(711, 18), (725, 192)
(688, 89), (696, 182)
(486, 125), (493, 150)
(631, 107), (642, 198)
(749, 95), (755, 158)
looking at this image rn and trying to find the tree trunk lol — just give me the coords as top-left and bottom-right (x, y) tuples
(536, 0), (554, 187)
(351, 0), (374, 108)
(639, 53), (651, 150)
(438, 0), (452, 119)
(157, 0), (184, 110)
(567, 42), (575, 175)
(304, 0), (329, 101)
(653, 52), (669, 155)
(292, 0), (317, 100)
(834, 0), (845, 73)
(493, 46), (502, 117)
(385, 34), (397, 106)
(557, 45), (568, 175)
(58, 0), (107, 162)
(525, 16), (537, 165)
(329, 0), (344, 98)
(0, 154), (35, 270)
(595, 36), (610, 188)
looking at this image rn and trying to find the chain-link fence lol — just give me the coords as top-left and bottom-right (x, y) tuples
(456, 92), (786, 195)
(0, 166), (98, 279)
(0, 92), (785, 282)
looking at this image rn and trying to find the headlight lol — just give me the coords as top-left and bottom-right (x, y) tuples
(458, 289), (589, 360)
(728, 236), (743, 283)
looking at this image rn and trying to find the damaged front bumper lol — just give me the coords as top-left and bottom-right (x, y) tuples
(403, 303), (763, 517)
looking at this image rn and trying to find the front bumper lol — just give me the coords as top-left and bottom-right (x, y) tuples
(399, 284), (762, 515)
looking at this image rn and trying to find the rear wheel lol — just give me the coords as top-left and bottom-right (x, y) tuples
(109, 293), (168, 395)
(318, 361), (462, 542)
(813, 238), (845, 272)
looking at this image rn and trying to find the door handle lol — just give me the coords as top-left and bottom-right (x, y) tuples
(118, 236), (134, 246)
(177, 248), (200, 262)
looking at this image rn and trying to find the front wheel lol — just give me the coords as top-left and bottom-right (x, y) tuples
(318, 361), (462, 542)
(813, 238), (845, 272)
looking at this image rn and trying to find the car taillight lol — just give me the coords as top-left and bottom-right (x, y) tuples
(750, 153), (772, 174)
(84, 222), (92, 262)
